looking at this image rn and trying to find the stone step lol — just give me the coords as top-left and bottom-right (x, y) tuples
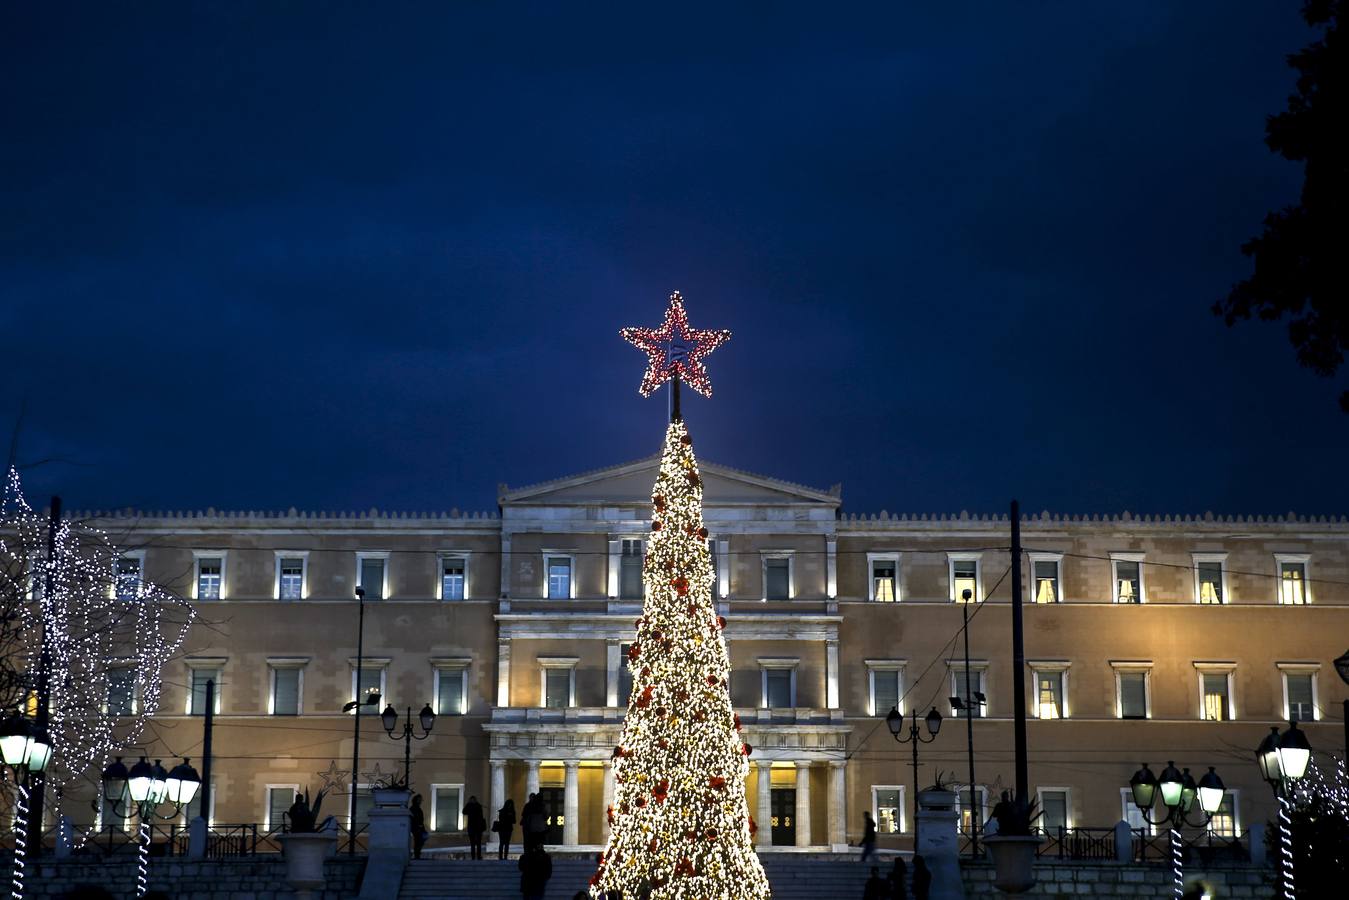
(398, 857), (883, 899)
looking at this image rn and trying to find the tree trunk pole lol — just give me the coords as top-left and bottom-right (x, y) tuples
(28, 495), (60, 856)
(1010, 499), (1028, 808)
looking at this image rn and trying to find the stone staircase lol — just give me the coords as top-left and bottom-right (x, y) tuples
(397, 854), (886, 899)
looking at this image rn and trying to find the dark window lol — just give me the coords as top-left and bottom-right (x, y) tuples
(441, 557), (466, 600)
(190, 668), (219, 715)
(1286, 674), (1314, 722)
(764, 669), (793, 708)
(271, 668), (300, 716)
(765, 558), (790, 600)
(1119, 672), (1147, 719)
(620, 540), (643, 599)
(544, 668), (571, 707)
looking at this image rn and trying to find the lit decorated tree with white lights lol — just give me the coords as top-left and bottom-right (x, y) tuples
(591, 293), (770, 900)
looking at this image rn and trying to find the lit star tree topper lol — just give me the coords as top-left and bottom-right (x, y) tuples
(621, 291), (731, 406)
(592, 312), (769, 899)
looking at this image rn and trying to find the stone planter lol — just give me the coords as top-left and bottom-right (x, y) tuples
(915, 788), (957, 810)
(372, 787), (410, 809)
(983, 834), (1043, 893)
(281, 832), (337, 895)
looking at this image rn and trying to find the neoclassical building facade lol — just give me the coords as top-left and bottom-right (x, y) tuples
(67, 456), (1349, 853)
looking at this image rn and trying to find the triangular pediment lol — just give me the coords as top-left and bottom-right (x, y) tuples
(500, 457), (840, 507)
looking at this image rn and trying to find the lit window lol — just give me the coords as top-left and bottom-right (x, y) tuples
(870, 557), (898, 602)
(1277, 558), (1308, 605)
(764, 557), (791, 601)
(1035, 670), (1065, 719)
(1207, 794), (1237, 839)
(441, 557), (466, 600)
(432, 786), (463, 832)
(358, 556), (386, 600)
(1117, 670), (1149, 719)
(1284, 672), (1315, 722)
(107, 667), (136, 716)
(950, 556), (980, 602)
(1121, 788), (1151, 835)
(278, 557), (305, 600)
(619, 540), (644, 600)
(546, 557), (572, 599)
(1112, 557), (1143, 604)
(1032, 558), (1060, 604)
(196, 556), (223, 600)
(874, 787), (903, 834)
(1194, 556), (1225, 604)
(436, 668), (467, 715)
(1201, 672), (1231, 721)
(957, 787), (986, 836)
(115, 556), (142, 600)
(270, 667), (301, 716)
(189, 667), (220, 715)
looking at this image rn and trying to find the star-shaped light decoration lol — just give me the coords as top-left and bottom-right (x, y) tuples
(361, 761), (395, 789)
(621, 291), (731, 398)
(316, 760), (350, 794)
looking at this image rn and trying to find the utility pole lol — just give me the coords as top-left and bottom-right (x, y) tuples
(1010, 499), (1028, 808)
(962, 601), (978, 858)
(200, 679), (215, 822)
(28, 496), (60, 855)
(350, 587), (366, 856)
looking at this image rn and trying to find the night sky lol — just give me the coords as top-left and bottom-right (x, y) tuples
(4, 3), (1344, 517)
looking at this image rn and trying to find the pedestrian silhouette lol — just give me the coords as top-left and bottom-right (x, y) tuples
(463, 794), (487, 859)
(518, 844), (552, 900)
(911, 855), (931, 900)
(522, 791), (548, 851)
(495, 798), (517, 859)
(409, 794), (428, 860)
(863, 866), (888, 900)
(859, 810), (877, 862)
(888, 856), (908, 900)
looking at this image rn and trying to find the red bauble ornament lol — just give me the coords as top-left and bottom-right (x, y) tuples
(710, 775), (726, 790)
(636, 796), (648, 808)
(706, 675), (719, 686)
(687, 604), (697, 616)
(688, 472), (700, 486)
(734, 713), (742, 731)
(672, 577), (688, 595)
(653, 495), (666, 511)
(698, 527), (708, 538)
(649, 837), (658, 852)
(717, 615), (727, 629)
(628, 644), (641, 662)
(748, 815), (759, 836)
(742, 742), (754, 756)
(606, 805), (615, 825)
(680, 434), (692, 446)
(651, 520), (662, 531)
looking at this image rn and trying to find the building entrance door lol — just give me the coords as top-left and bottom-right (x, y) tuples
(538, 787), (565, 845)
(770, 788), (796, 846)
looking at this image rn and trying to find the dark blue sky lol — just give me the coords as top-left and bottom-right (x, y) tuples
(3, 3), (1343, 516)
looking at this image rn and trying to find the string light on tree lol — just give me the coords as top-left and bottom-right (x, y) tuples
(594, 294), (769, 899)
(621, 290), (731, 399)
(0, 468), (194, 845)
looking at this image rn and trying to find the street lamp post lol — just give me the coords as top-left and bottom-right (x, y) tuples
(1, 712), (52, 900)
(952, 588), (985, 858)
(101, 755), (201, 898)
(1334, 649), (1349, 759)
(381, 704), (436, 790)
(1255, 722), (1312, 900)
(886, 706), (942, 849)
(1128, 761), (1226, 900)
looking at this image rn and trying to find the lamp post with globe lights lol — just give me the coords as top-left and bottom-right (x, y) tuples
(1255, 722), (1312, 900)
(101, 755), (201, 898)
(1, 713), (52, 900)
(381, 703), (436, 790)
(886, 705), (943, 849)
(1128, 761), (1226, 900)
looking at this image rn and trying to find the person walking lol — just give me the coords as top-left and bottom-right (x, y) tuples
(888, 856), (908, 900)
(463, 794), (486, 859)
(409, 794), (428, 860)
(496, 798), (517, 859)
(863, 866), (888, 900)
(518, 845), (552, 900)
(522, 792), (548, 851)
(859, 811), (877, 862)
(910, 855), (931, 900)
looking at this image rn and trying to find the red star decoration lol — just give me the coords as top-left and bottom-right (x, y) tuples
(620, 291), (731, 398)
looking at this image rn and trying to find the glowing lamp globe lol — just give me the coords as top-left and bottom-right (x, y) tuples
(418, 703), (436, 733)
(127, 756), (155, 803)
(165, 758), (202, 806)
(1255, 727), (1283, 785)
(23, 734), (51, 773)
(1197, 767), (1225, 815)
(1275, 722), (1311, 782)
(0, 715), (36, 768)
(1158, 762), (1184, 809)
(924, 706), (943, 736)
(885, 707), (903, 737)
(102, 756), (129, 802)
(1129, 763), (1157, 810)
(149, 760), (170, 804)
(1179, 768), (1197, 812)
(381, 704), (398, 734)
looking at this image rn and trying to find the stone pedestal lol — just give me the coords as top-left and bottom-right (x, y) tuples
(915, 788), (965, 900)
(188, 815), (208, 859)
(358, 789), (410, 900)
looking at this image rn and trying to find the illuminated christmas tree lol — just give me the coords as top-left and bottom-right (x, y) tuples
(592, 293), (769, 899)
